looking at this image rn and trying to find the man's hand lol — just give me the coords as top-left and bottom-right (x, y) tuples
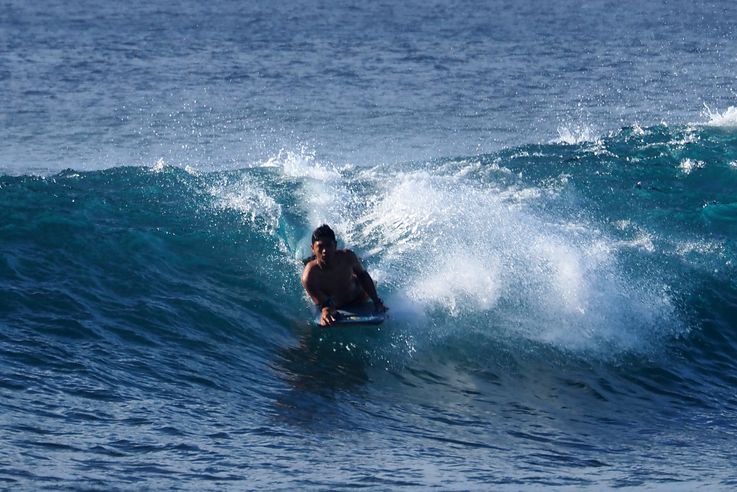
(320, 307), (337, 326)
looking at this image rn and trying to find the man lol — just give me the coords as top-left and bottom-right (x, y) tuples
(302, 224), (387, 326)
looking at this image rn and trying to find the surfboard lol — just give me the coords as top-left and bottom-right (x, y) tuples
(313, 302), (386, 327)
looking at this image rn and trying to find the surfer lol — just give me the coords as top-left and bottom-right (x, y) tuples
(302, 224), (387, 326)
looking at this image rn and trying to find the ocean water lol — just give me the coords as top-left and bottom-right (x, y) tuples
(2, 0), (737, 489)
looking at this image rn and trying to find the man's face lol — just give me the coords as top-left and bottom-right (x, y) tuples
(312, 237), (336, 265)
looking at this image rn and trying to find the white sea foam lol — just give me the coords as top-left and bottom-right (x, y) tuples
(264, 147), (345, 182)
(554, 125), (599, 145)
(631, 123), (646, 136)
(617, 233), (656, 253)
(670, 126), (700, 146)
(679, 158), (705, 175)
(359, 167), (681, 355)
(264, 147), (358, 253)
(208, 175), (282, 234)
(703, 105), (737, 127)
(675, 239), (724, 258)
(150, 157), (167, 172)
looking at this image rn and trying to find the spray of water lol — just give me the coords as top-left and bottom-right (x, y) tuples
(702, 105), (737, 127)
(209, 145), (685, 358)
(357, 164), (682, 355)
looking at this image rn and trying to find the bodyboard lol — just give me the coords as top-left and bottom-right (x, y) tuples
(313, 302), (386, 327)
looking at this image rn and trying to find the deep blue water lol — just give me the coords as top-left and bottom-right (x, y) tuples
(2, 0), (737, 489)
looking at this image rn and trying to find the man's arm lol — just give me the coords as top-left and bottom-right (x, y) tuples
(349, 251), (386, 312)
(301, 264), (337, 326)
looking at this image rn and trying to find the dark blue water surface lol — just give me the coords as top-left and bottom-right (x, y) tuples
(2, 0), (737, 489)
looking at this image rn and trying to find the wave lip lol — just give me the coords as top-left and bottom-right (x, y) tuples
(703, 105), (737, 127)
(554, 125), (601, 145)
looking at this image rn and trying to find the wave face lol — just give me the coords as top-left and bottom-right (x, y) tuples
(2, 124), (737, 488)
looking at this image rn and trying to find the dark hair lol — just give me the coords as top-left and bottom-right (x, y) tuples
(311, 224), (336, 244)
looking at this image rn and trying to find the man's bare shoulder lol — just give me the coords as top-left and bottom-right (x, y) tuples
(302, 259), (320, 281)
(336, 248), (358, 260)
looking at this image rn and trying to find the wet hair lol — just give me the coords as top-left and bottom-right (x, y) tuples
(311, 224), (336, 244)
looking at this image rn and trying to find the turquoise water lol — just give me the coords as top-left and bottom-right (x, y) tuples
(2, 0), (737, 488)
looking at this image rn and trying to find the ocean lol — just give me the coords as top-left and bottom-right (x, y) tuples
(2, 0), (737, 489)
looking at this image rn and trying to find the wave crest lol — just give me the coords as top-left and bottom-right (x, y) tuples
(703, 105), (737, 127)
